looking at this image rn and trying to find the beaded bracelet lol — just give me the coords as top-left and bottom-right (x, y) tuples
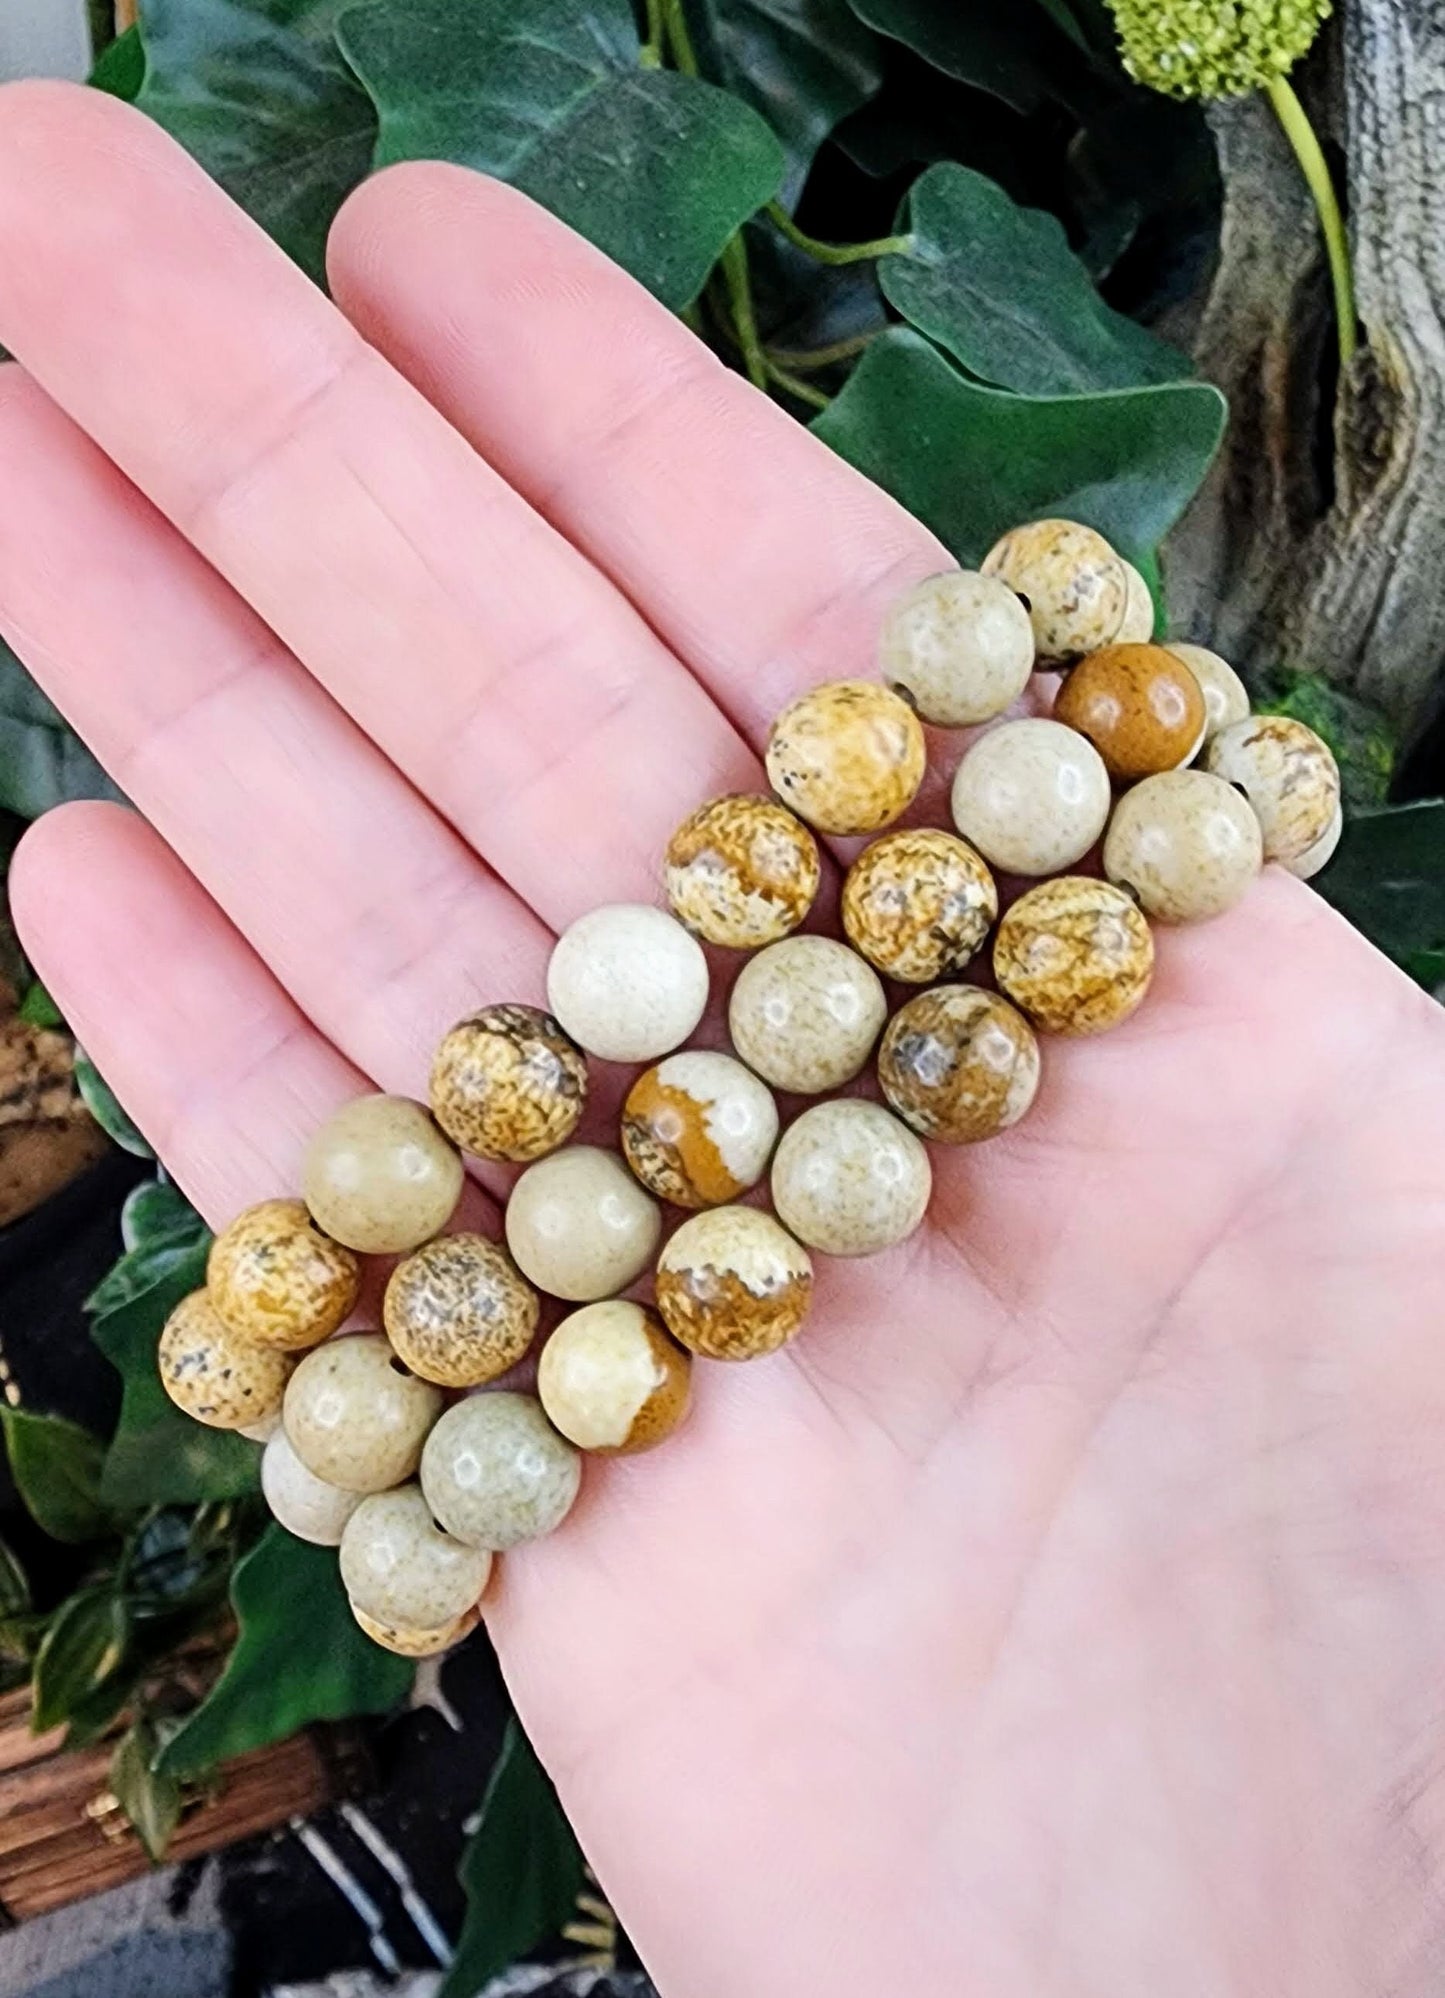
(156, 517), (1342, 1658)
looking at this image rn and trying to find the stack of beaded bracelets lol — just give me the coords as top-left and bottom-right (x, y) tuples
(157, 516), (1341, 1658)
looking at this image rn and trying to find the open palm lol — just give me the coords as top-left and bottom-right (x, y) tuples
(2, 80), (1444, 1998)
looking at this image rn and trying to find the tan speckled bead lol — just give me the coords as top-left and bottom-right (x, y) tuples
(981, 519), (1129, 667)
(655, 1206), (813, 1361)
(878, 985), (1040, 1144)
(1164, 642), (1250, 740)
(340, 1484), (491, 1629)
(1053, 643), (1207, 781)
(771, 1100), (931, 1259)
(621, 1051), (778, 1209)
(994, 877), (1154, 1036)
(158, 1289), (295, 1430)
(283, 1333), (443, 1493)
(304, 1094), (463, 1255)
(430, 1004), (587, 1163)
(383, 1233), (540, 1388)
(1104, 769), (1263, 923)
(1205, 715), (1341, 865)
(1284, 801), (1343, 881)
(950, 718), (1111, 876)
(728, 936), (886, 1095)
(842, 829), (997, 983)
(207, 1199), (359, 1352)
(420, 1393), (582, 1551)
(765, 679), (925, 835)
(878, 569), (1035, 727)
(538, 1301), (692, 1454)
(352, 1603), (480, 1658)
(665, 794), (820, 949)
(1117, 562), (1156, 644)
(505, 1146), (661, 1302)
(261, 1429), (363, 1546)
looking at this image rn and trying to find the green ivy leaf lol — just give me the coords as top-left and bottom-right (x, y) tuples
(0, 643), (121, 820)
(338, 0), (785, 310)
(32, 1586), (130, 1733)
(17, 982), (63, 1030)
(111, 1718), (185, 1861)
(73, 1056), (154, 1159)
(1, 1408), (111, 1544)
(86, 1183), (209, 1319)
(89, 22), (145, 99)
(1318, 802), (1445, 967)
(0, 1534), (30, 1618)
(812, 327), (1225, 567)
(847, 0), (1091, 114)
(121, 1178), (205, 1256)
(157, 1527), (412, 1780)
(439, 1718), (587, 1998)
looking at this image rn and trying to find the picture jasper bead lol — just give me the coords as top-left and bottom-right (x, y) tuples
(505, 1146), (662, 1301)
(1103, 769), (1262, 923)
(1205, 715), (1341, 866)
(420, 1393), (582, 1551)
(303, 1094), (463, 1254)
(283, 1333), (443, 1493)
(1053, 643), (1207, 781)
(430, 1004), (587, 1164)
(158, 1289), (295, 1431)
(665, 794), (820, 949)
(878, 569), (1035, 727)
(352, 1603), (480, 1659)
(765, 679), (925, 835)
(842, 829), (997, 983)
(655, 1206), (813, 1361)
(950, 718), (1111, 877)
(771, 1100), (932, 1259)
(981, 519), (1129, 667)
(1285, 801), (1343, 881)
(340, 1484), (492, 1630)
(538, 1300), (692, 1454)
(621, 1051), (779, 1208)
(383, 1232), (540, 1388)
(994, 877), (1154, 1036)
(208, 1198), (359, 1352)
(1117, 561), (1156, 644)
(1164, 642), (1250, 740)
(547, 904), (709, 1064)
(878, 985), (1040, 1144)
(728, 936), (886, 1095)
(261, 1428), (363, 1547)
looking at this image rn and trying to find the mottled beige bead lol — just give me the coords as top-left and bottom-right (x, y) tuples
(878, 570), (1035, 727)
(383, 1233), (539, 1387)
(283, 1333), (443, 1493)
(207, 1199), (359, 1353)
(340, 1484), (492, 1628)
(261, 1428), (363, 1546)
(1284, 801), (1343, 881)
(878, 985), (1040, 1144)
(420, 1393), (582, 1551)
(655, 1206), (813, 1360)
(505, 1146), (661, 1302)
(1205, 715), (1341, 865)
(1104, 769), (1262, 923)
(994, 877), (1154, 1036)
(538, 1301), (691, 1454)
(1164, 642), (1250, 740)
(771, 1100), (931, 1258)
(1117, 561), (1156, 643)
(842, 829), (997, 983)
(430, 1005), (588, 1164)
(665, 794), (820, 949)
(728, 936), (886, 1095)
(621, 1052), (778, 1208)
(981, 519), (1129, 667)
(765, 679), (925, 835)
(352, 1603), (480, 1658)
(158, 1289), (295, 1431)
(950, 718), (1111, 876)
(547, 905), (709, 1064)
(303, 1095), (463, 1255)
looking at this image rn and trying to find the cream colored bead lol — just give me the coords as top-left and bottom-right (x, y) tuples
(771, 1100), (932, 1258)
(1164, 642), (1250, 740)
(728, 936), (886, 1095)
(1117, 561), (1156, 643)
(303, 1094), (463, 1255)
(538, 1301), (691, 1454)
(505, 1146), (661, 1301)
(340, 1484), (491, 1629)
(981, 519), (1128, 666)
(1284, 801), (1343, 880)
(621, 1051), (779, 1208)
(1205, 715), (1341, 865)
(238, 1413), (281, 1444)
(950, 718), (1111, 876)
(655, 1206), (813, 1360)
(879, 570), (1035, 727)
(546, 904), (709, 1063)
(765, 679), (925, 835)
(158, 1289), (294, 1431)
(1103, 769), (1263, 923)
(283, 1333), (443, 1494)
(208, 1199), (359, 1352)
(420, 1393), (582, 1551)
(261, 1428), (363, 1547)
(352, 1603), (480, 1658)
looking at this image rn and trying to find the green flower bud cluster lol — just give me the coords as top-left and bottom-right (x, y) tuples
(1106, 0), (1332, 99)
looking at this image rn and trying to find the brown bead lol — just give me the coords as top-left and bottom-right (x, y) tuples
(621, 1052), (778, 1209)
(383, 1232), (540, 1387)
(765, 680), (925, 835)
(993, 877), (1154, 1036)
(665, 794), (820, 949)
(842, 829), (997, 983)
(655, 1206), (813, 1361)
(878, 986), (1040, 1143)
(538, 1300), (692, 1454)
(1053, 644), (1207, 781)
(429, 1004), (587, 1163)
(208, 1199), (359, 1352)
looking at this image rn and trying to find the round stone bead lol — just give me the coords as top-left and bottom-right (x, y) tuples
(1164, 642), (1250, 740)
(842, 829), (997, 983)
(261, 1428), (363, 1547)
(994, 877), (1154, 1036)
(283, 1333), (443, 1493)
(158, 1290), (295, 1431)
(621, 1051), (778, 1208)
(1117, 561), (1156, 644)
(340, 1484), (491, 1629)
(303, 1095), (463, 1255)
(1103, 769), (1263, 923)
(1205, 715), (1341, 865)
(765, 679), (925, 835)
(655, 1206), (813, 1361)
(238, 1413), (281, 1444)
(208, 1199), (359, 1352)
(771, 1101), (932, 1259)
(1284, 801), (1343, 881)
(727, 936), (886, 1095)
(1053, 643), (1207, 781)
(950, 718), (1111, 877)
(878, 570), (1035, 727)
(352, 1603), (480, 1658)
(538, 1300), (692, 1454)
(383, 1233), (539, 1388)
(547, 905), (709, 1064)
(429, 1005), (587, 1164)
(981, 519), (1129, 667)
(665, 794), (820, 950)
(878, 985), (1040, 1144)
(505, 1146), (661, 1302)
(420, 1393), (582, 1551)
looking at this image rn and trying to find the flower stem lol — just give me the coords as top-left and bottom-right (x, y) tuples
(719, 237), (769, 391)
(763, 361), (831, 411)
(766, 201), (912, 268)
(658, 0), (700, 75)
(1266, 74), (1358, 368)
